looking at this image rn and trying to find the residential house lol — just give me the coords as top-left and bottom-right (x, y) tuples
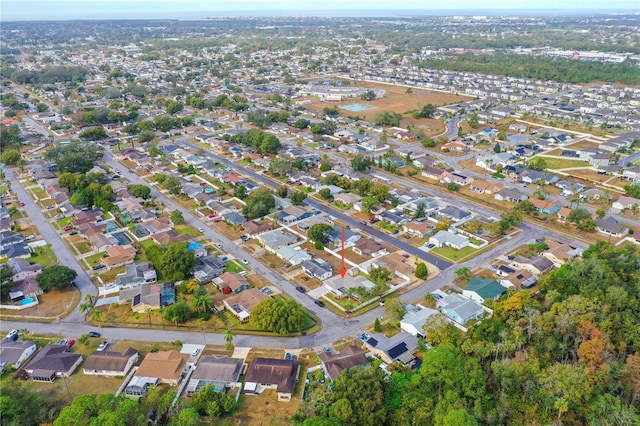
(352, 238), (387, 258)
(371, 252), (414, 281)
(439, 205), (472, 222)
(429, 230), (469, 250)
(115, 262), (157, 288)
(223, 288), (269, 322)
(88, 234), (118, 253)
(437, 293), (485, 325)
(222, 211), (247, 226)
(144, 217), (173, 234)
(185, 356), (244, 396)
(207, 201), (237, 218)
(376, 211), (407, 226)
(276, 246), (312, 265)
(301, 258), (333, 281)
(119, 282), (176, 313)
(244, 358), (300, 402)
(463, 277), (506, 303)
(193, 254), (226, 283)
(421, 166), (448, 181)
(78, 222), (107, 239)
(318, 346), (369, 381)
(129, 350), (189, 392)
(25, 344), (83, 382)
(326, 226), (360, 247)
(495, 188), (528, 203)
(213, 272), (251, 294)
(242, 220), (273, 236)
(542, 240), (583, 267)
(323, 274), (376, 300)
(334, 192), (363, 206)
(555, 180), (585, 196)
(596, 216), (627, 238)
(511, 255), (555, 276)
(0, 340), (37, 368)
(83, 348), (139, 377)
(403, 221), (434, 239)
(528, 198), (563, 215)
(102, 245), (137, 270)
(9, 258), (41, 282)
(442, 171), (474, 187)
(499, 269), (538, 289)
(556, 207), (572, 223)
(258, 229), (297, 253)
(362, 332), (418, 365)
(151, 230), (191, 245)
(275, 205), (313, 223)
(612, 195), (640, 211)
(469, 179), (504, 195)
(400, 305), (440, 337)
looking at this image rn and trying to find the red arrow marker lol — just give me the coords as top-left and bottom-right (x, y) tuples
(339, 225), (347, 278)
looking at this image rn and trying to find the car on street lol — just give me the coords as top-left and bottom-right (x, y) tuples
(128, 169), (134, 173)
(314, 300), (325, 307)
(20, 202), (25, 207)
(192, 348), (200, 356)
(241, 259), (249, 265)
(379, 299), (386, 307)
(97, 341), (109, 351)
(296, 286), (307, 293)
(216, 242), (223, 248)
(198, 227), (204, 233)
(285, 352), (291, 360)
(425, 243), (436, 249)
(88, 331), (101, 338)
(6, 329), (19, 340)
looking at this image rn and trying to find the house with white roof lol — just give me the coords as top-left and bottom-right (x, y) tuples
(400, 305), (440, 337)
(429, 230), (469, 250)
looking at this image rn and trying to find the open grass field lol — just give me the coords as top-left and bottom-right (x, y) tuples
(535, 156), (591, 170)
(430, 245), (478, 262)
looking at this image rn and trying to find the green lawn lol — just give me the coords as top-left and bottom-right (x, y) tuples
(491, 173), (506, 179)
(74, 241), (91, 255)
(430, 245), (478, 262)
(53, 217), (74, 230)
(29, 244), (57, 266)
(536, 156), (591, 170)
(175, 224), (200, 237)
(30, 187), (48, 200)
(377, 221), (401, 233)
(225, 259), (246, 273)
(85, 253), (105, 267)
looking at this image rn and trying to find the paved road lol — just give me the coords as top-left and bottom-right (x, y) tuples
(179, 140), (453, 270)
(6, 169), (97, 322)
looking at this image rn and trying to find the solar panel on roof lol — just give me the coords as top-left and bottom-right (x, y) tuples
(387, 342), (408, 360)
(367, 338), (379, 347)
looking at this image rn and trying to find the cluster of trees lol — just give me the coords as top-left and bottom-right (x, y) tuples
(145, 242), (197, 281)
(242, 188), (276, 219)
(73, 107), (138, 127)
(1, 381), (59, 425)
(360, 90), (376, 101)
(624, 184), (640, 199)
(229, 128), (282, 154)
(1, 124), (23, 149)
(211, 93), (249, 111)
(417, 54), (640, 85)
(247, 109), (290, 128)
(373, 111), (402, 127)
(44, 141), (104, 173)
(310, 120), (337, 136)
(411, 103), (436, 119)
(59, 171), (115, 210)
(0, 265), (14, 300)
(124, 115), (193, 135)
(36, 265), (77, 291)
(9, 65), (87, 84)
(1, 149), (22, 165)
(567, 208), (597, 232)
(251, 297), (307, 335)
(79, 127), (108, 141)
(128, 184), (152, 199)
(154, 174), (183, 195)
(298, 242), (640, 425)
(351, 154), (374, 172)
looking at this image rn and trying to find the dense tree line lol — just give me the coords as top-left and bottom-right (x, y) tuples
(9, 65), (88, 84)
(416, 54), (640, 85)
(229, 128), (282, 154)
(296, 242), (640, 425)
(44, 141), (104, 173)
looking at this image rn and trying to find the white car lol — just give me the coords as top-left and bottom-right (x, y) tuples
(192, 348), (200, 356)
(198, 227), (204, 233)
(97, 341), (109, 351)
(241, 259), (249, 265)
(6, 329), (19, 340)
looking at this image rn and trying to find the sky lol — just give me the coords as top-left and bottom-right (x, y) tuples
(2, 0), (639, 21)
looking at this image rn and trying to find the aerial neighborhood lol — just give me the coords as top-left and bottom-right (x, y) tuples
(1, 11), (640, 426)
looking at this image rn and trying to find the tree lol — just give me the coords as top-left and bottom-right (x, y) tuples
(414, 202), (426, 219)
(0, 381), (52, 425)
(1, 124), (23, 148)
(454, 266), (472, 281)
(276, 185), (288, 198)
(0, 149), (21, 165)
(467, 112), (480, 128)
(158, 242), (197, 281)
(369, 267), (391, 286)
(442, 409), (478, 426)
(79, 126), (108, 141)
(172, 408), (200, 426)
(319, 162), (332, 172)
(250, 297), (306, 335)
(269, 157), (293, 178)
(192, 288), (211, 314)
(224, 328), (236, 351)
(493, 143), (502, 153)
(163, 301), (191, 325)
(385, 296), (407, 321)
(318, 188), (333, 200)
(170, 210), (185, 225)
(191, 384), (236, 417)
(528, 157), (548, 171)
(308, 223), (333, 244)
(421, 137), (436, 148)
(289, 190), (307, 206)
(446, 182), (459, 192)
(162, 177), (182, 195)
(415, 262), (428, 279)
(294, 118), (310, 129)
(243, 188), (275, 219)
(0, 266), (13, 300)
(351, 154), (372, 172)
(233, 183), (247, 200)
(44, 141), (104, 173)
(128, 184), (151, 199)
(36, 265), (77, 291)
(361, 196), (379, 214)
(370, 184), (390, 203)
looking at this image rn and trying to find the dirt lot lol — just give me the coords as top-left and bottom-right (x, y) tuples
(1, 288), (80, 319)
(305, 79), (468, 129)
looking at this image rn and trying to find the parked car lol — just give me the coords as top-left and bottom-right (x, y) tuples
(67, 339), (76, 348)
(63, 225), (73, 231)
(59, 339), (68, 346)
(97, 341), (109, 351)
(88, 331), (101, 338)
(314, 300), (325, 307)
(285, 352), (291, 360)
(26, 235), (35, 240)
(216, 242), (223, 248)
(198, 227), (204, 233)
(296, 286), (307, 293)
(20, 202), (25, 207)
(6, 329), (19, 340)
(241, 259), (249, 265)
(192, 348), (200, 356)
(54, 214), (64, 220)
(92, 264), (105, 270)
(69, 231), (78, 236)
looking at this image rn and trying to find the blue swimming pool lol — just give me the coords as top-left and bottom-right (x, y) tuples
(21, 298), (34, 305)
(340, 103), (375, 112)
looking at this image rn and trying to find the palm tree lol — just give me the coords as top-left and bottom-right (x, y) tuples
(454, 266), (472, 281)
(80, 294), (95, 317)
(90, 309), (103, 327)
(192, 294), (211, 314)
(224, 328), (236, 351)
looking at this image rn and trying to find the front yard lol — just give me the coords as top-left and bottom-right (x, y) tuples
(430, 245), (478, 262)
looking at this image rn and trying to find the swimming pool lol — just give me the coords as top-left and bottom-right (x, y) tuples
(21, 298), (34, 305)
(340, 103), (375, 112)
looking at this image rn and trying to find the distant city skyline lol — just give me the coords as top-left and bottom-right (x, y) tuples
(2, 0), (638, 21)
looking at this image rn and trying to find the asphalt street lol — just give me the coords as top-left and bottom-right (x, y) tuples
(6, 169), (97, 322)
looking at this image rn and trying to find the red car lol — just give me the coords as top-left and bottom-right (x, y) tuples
(20, 202), (25, 207)
(63, 225), (73, 231)
(66, 339), (76, 348)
